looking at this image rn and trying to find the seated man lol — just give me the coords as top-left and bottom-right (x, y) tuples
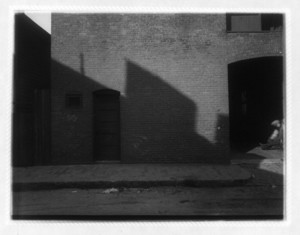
(260, 119), (284, 150)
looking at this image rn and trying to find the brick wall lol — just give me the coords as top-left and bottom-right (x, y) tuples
(227, 31), (283, 64)
(51, 13), (283, 164)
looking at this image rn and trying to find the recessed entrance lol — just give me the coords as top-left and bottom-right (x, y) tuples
(228, 56), (284, 151)
(93, 89), (120, 162)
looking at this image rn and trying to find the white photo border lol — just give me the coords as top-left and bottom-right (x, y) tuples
(1, 0), (299, 234)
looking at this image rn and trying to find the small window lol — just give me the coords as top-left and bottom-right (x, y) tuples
(66, 94), (82, 109)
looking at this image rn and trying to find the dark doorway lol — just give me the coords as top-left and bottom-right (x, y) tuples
(228, 56), (283, 151)
(93, 89), (121, 162)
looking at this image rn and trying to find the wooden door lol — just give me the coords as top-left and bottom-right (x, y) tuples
(93, 90), (120, 161)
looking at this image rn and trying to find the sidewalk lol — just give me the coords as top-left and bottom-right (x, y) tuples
(231, 146), (284, 164)
(13, 146), (284, 191)
(13, 164), (252, 191)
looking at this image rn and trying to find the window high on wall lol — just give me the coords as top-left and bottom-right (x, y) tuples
(226, 13), (283, 32)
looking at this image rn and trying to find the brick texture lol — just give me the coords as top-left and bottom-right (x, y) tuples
(51, 14), (283, 164)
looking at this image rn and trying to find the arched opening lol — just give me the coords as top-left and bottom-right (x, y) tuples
(228, 56), (284, 152)
(93, 89), (120, 162)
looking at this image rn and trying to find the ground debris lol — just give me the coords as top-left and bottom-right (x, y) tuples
(103, 188), (119, 194)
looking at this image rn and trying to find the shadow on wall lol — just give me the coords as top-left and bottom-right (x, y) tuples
(51, 57), (230, 164)
(51, 59), (110, 164)
(124, 60), (229, 163)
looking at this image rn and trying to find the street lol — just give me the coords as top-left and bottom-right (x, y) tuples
(13, 161), (284, 218)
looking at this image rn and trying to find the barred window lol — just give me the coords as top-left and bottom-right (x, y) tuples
(66, 93), (82, 109)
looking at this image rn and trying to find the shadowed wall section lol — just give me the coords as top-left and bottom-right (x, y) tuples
(123, 60), (228, 163)
(13, 14), (51, 166)
(51, 58), (229, 164)
(51, 60), (107, 164)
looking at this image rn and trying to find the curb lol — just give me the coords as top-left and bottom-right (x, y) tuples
(13, 178), (252, 192)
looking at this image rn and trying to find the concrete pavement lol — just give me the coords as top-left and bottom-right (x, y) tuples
(231, 146), (283, 164)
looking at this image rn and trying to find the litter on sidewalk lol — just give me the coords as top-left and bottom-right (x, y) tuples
(103, 188), (119, 194)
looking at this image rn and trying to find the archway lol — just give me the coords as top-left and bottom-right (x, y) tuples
(228, 56), (284, 151)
